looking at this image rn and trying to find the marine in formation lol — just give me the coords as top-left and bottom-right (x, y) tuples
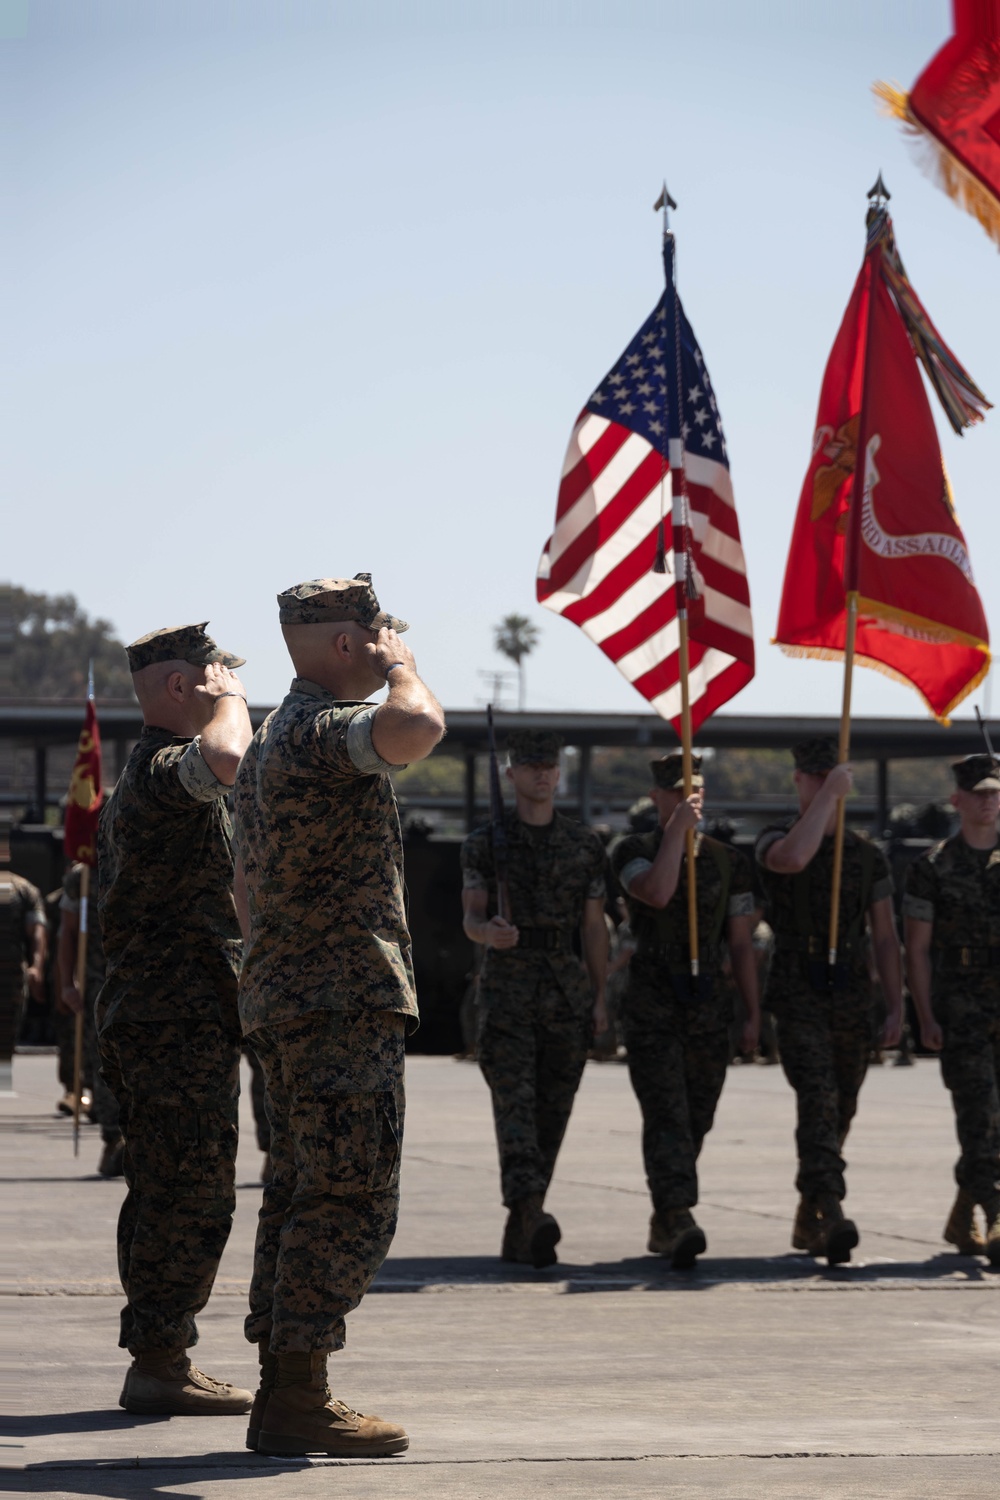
(756, 738), (903, 1266)
(461, 730), (608, 1269)
(610, 753), (760, 1268)
(903, 753), (1000, 1263)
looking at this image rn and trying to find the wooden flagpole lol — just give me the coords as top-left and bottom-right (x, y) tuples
(71, 863), (89, 1157)
(827, 593), (857, 967)
(678, 610), (700, 982)
(653, 181), (699, 983)
(828, 177), (887, 973)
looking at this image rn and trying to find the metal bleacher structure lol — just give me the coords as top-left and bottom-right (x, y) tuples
(0, 697), (988, 831)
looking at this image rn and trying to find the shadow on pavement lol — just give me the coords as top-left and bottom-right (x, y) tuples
(17, 1455), (335, 1495)
(375, 1251), (999, 1289)
(3, 1411), (169, 1439)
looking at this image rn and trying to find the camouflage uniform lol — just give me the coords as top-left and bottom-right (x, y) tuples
(756, 826), (891, 1204)
(461, 806), (605, 1206)
(610, 826), (753, 1215)
(97, 622), (246, 1355)
(235, 663), (417, 1356)
(904, 836), (1000, 1202)
(61, 861), (119, 1145)
(0, 873), (47, 1070)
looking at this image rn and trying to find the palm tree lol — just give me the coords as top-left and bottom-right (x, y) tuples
(493, 614), (540, 711)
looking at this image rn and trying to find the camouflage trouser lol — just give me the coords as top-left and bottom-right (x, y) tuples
(939, 992), (1000, 1201)
(99, 1019), (241, 1353)
(773, 990), (874, 1202)
(243, 1043), (271, 1153)
(56, 1005), (92, 1093)
(245, 1009), (405, 1355)
(477, 954), (591, 1207)
(87, 993), (120, 1142)
(621, 974), (730, 1215)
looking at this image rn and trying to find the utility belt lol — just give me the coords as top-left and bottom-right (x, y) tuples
(510, 926), (574, 954)
(775, 935), (860, 995)
(939, 945), (1000, 970)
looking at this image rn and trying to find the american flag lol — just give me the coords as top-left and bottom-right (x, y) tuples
(536, 238), (754, 733)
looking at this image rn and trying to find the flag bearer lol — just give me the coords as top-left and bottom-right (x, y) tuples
(610, 754), (759, 1269)
(756, 738), (903, 1266)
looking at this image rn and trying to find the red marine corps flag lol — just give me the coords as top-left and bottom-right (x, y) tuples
(876, 0), (1000, 249)
(63, 667), (103, 1154)
(775, 180), (991, 722)
(776, 178), (990, 978)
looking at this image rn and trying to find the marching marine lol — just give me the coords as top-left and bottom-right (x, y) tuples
(610, 753), (759, 1268)
(756, 738), (903, 1266)
(461, 730), (608, 1269)
(903, 753), (1000, 1262)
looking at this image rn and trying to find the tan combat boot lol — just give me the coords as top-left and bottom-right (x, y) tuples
(502, 1195), (560, 1268)
(246, 1343), (278, 1451)
(257, 1351), (408, 1457)
(801, 1196), (859, 1267)
(647, 1208), (707, 1270)
(981, 1193), (1000, 1268)
(791, 1196), (820, 1251)
(943, 1188), (985, 1256)
(119, 1350), (253, 1415)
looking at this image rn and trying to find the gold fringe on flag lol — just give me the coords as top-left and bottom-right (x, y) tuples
(874, 80), (1000, 252)
(774, 638), (990, 725)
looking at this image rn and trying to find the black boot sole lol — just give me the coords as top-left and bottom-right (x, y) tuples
(671, 1228), (707, 1271)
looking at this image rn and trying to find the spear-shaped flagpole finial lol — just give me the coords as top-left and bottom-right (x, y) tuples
(867, 171), (891, 206)
(653, 181), (678, 235)
(87, 658), (95, 702)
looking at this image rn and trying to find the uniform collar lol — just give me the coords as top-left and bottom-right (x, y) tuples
(289, 677), (368, 707)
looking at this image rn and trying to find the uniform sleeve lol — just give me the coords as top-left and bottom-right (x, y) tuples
(754, 827), (785, 868)
(726, 848), (755, 918)
(15, 877), (48, 930)
(902, 855), (935, 922)
(311, 704), (402, 779)
(147, 738), (230, 807)
(610, 834), (650, 896)
(460, 828), (493, 891)
(869, 844), (894, 906)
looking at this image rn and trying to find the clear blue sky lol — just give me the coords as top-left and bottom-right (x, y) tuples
(6, 0), (999, 723)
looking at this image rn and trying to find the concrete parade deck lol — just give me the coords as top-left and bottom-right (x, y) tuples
(2, 1048), (998, 1498)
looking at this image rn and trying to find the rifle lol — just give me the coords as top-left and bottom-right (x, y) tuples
(975, 705), (997, 759)
(486, 705), (511, 923)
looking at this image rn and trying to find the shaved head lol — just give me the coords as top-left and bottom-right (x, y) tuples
(281, 620), (373, 675)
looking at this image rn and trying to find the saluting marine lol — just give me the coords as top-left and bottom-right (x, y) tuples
(610, 753), (759, 1268)
(234, 574), (444, 1458)
(903, 753), (1000, 1263)
(461, 730), (608, 1270)
(98, 622), (254, 1416)
(756, 738), (903, 1266)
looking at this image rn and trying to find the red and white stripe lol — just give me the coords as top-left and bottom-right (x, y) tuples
(536, 411), (754, 732)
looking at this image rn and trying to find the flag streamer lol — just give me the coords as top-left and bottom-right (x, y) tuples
(874, 2), (1000, 250)
(774, 201), (991, 724)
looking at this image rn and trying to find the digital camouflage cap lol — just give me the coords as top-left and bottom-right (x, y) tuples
(126, 623), (245, 674)
(277, 573), (408, 631)
(792, 737), (839, 775)
(650, 753), (703, 790)
(952, 753), (1000, 792)
(506, 729), (562, 765)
